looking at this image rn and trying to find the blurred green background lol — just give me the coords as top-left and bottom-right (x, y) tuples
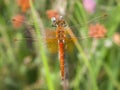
(0, 0), (120, 90)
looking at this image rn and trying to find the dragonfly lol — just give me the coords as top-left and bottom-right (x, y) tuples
(12, 14), (107, 80)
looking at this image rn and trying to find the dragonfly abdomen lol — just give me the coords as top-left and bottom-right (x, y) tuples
(59, 41), (65, 80)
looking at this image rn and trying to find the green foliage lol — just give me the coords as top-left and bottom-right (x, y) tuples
(0, 0), (120, 90)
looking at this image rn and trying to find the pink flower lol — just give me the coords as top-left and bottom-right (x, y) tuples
(83, 0), (96, 14)
(88, 23), (107, 38)
(46, 10), (60, 19)
(17, 0), (34, 13)
(12, 14), (25, 28)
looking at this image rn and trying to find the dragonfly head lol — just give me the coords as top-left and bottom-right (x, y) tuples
(51, 16), (67, 27)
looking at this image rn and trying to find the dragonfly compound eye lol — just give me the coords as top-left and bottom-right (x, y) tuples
(59, 16), (63, 20)
(51, 17), (56, 22)
(51, 17), (57, 27)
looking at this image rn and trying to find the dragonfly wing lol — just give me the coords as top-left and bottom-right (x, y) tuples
(13, 29), (59, 53)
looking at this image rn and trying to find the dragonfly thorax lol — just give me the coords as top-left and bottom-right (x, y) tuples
(56, 28), (66, 43)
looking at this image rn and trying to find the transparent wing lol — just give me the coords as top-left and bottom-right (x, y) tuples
(12, 14), (108, 53)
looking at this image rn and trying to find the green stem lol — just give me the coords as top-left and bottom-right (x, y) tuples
(30, 1), (54, 90)
(67, 28), (98, 90)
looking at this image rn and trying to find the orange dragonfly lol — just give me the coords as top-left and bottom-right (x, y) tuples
(12, 15), (107, 80)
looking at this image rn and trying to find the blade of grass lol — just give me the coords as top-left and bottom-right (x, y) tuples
(30, 1), (54, 90)
(0, 25), (16, 66)
(66, 27), (98, 90)
(104, 64), (120, 90)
